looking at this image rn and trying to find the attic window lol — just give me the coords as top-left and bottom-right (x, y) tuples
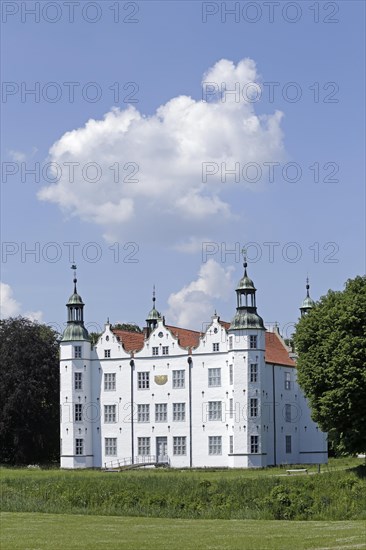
(213, 343), (219, 352)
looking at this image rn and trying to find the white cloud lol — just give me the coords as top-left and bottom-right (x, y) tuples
(7, 147), (38, 162)
(0, 282), (43, 322)
(38, 58), (285, 245)
(167, 259), (234, 329)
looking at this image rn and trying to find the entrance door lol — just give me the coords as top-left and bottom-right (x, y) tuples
(156, 437), (168, 463)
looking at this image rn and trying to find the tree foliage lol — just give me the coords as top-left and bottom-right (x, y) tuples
(112, 323), (142, 333)
(0, 317), (60, 464)
(294, 276), (366, 455)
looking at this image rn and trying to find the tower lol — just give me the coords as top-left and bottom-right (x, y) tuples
(228, 250), (266, 467)
(300, 277), (315, 316)
(60, 266), (93, 468)
(145, 286), (162, 337)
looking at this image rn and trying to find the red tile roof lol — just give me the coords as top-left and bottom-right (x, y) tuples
(112, 323), (295, 367)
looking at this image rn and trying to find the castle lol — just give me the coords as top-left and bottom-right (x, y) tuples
(60, 260), (327, 469)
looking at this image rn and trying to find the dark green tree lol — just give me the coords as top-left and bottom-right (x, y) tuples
(112, 323), (142, 333)
(0, 317), (60, 464)
(294, 276), (366, 455)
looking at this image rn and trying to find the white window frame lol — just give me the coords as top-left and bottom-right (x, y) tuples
(250, 363), (258, 383)
(104, 349), (111, 358)
(250, 398), (258, 417)
(208, 435), (222, 455)
(137, 371), (150, 390)
(250, 435), (259, 454)
(212, 342), (220, 352)
(74, 345), (82, 358)
(155, 403), (168, 423)
(138, 437), (150, 456)
(104, 404), (116, 423)
(105, 437), (117, 456)
(173, 436), (186, 455)
(229, 398), (234, 419)
(173, 402), (186, 421)
(75, 438), (83, 455)
(152, 347), (159, 356)
(104, 373), (116, 391)
(229, 435), (233, 454)
(229, 365), (233, 385)
(74, 403), (83, 422)
(249, 335), (257, 349)
(162, 346), (169, 355)
(208, 401), (222, 421)
(208, 368), (221, 387)
(74, 372), (82, 391)
(284, 372), (291, 390)
(172, 370), (185, 388)
(137, 404), (150, 423)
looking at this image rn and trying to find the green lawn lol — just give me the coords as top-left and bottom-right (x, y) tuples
(1, 512), (365, 550)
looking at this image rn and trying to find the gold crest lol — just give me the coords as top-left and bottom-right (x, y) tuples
(154, 375), (168, 385)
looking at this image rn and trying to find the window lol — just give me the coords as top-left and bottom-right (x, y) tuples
(208, 436), (222, 455)
(74, 403), (83, 422)
(104, 373), (116, 391)
(105, 438), (117, 456)
(250, 435), (259, 454)
(208, 368), (221, 387)
(75, 438), (83, 455)
(250, 398), (258, 417)
(228, 336), (233, 350)
(152, 347), (159, 356)
(285, 404), (291, 422)
(284, 372), (291, 390)
(162, 346), (169, 355)
(208, 401), (222, 421)
(212, 343), (220, 352)
(250, 364), (258, 383)
(229, 435), (233, 454)
(155, 403), (168, 422)
(229, 365), (233, 385)
(74, 345), (82, 358)
(172, 370), (185, 388)
(74, 372), (82, 390)
(229, 398), (234, 419)
(173, 403), (186, 421)
(138, 372), (150, 390)
(104, 405), (116, 423)
(104, 349), (111, 358)
(249, 335), (257, 349)
(173, 436), (186, 455)
(138, 437), (150, 456)
(137, 404), (150, 422)
(286, 435), (292, 454)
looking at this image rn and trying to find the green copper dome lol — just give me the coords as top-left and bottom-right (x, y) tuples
(62, 324), (90, 342)
(230, 310), (265, 330)
(236, 274), (256, 291)
(67, 292), (84, 305)
(301, 296), (315, 309)
(146, 306), (161, 321)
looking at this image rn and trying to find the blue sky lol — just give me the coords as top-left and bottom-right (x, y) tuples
(1, 0), (365, 337)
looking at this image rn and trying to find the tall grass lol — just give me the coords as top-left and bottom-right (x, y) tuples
(1, 465), (365, 520)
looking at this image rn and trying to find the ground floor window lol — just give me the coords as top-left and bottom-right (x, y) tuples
(173, 436), (186, 455)
(138, 437), (150, 456)
(250, 435), (259, 454)
(208, 436), (222, 455)
(105, 437), (117, 456)
(286, 435), (292, 454)
(75, 438), (83, 455)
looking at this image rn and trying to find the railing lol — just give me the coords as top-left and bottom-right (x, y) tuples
(104, 454), (169, 470)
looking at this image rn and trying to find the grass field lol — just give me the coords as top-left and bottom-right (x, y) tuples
(1, 512), (365, 550)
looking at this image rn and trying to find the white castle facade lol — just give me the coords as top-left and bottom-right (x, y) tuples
(60, 263), (327, 469)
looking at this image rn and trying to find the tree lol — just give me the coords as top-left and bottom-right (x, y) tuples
(112, 323), (142, 333)
(0, 317), (60, 464)
(294, 275), (366, 455)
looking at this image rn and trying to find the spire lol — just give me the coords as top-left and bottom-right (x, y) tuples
(146, 285), (161, 336)
(229, 248), (264, 330)
(300, 277), (315, 316)
(61, 266), (90, 342)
